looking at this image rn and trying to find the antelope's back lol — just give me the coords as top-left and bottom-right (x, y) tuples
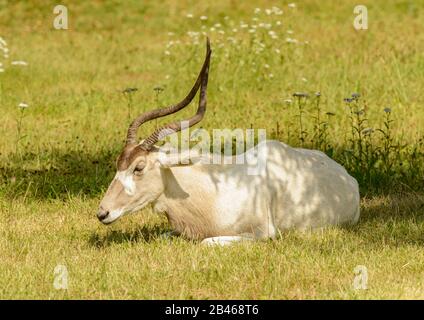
(261, 140), (360, 229)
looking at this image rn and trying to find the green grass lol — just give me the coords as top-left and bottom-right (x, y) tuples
(0, 0), (423, 299)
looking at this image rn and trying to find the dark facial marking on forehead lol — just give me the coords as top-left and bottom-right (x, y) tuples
(117, 144), (148, 170)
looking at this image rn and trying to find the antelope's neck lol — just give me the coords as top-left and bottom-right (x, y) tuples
(153, 165), (221, 239)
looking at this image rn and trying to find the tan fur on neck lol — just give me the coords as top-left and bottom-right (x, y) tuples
(153, 166), (228, 240)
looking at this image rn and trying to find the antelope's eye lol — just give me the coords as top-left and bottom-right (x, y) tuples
(133, 164), (145, 175)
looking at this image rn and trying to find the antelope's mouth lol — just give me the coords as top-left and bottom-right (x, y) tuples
(99, 209), (124, 225)
(98, 202), (149, 225)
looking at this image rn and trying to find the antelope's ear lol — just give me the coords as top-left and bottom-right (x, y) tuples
(157, 148), (196, 168)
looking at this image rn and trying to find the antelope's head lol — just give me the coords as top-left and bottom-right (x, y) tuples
(97, 38), (211, 224)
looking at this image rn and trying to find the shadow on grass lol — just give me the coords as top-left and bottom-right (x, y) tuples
(343, 192), (424, 247)
(88, 224), (171, 248)
(0, 147), (119, 200)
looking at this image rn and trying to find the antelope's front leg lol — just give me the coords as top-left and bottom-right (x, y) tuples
(200, 234), (255, 246)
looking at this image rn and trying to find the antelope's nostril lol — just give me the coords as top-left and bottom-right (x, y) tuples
(97, 208), (110, 221)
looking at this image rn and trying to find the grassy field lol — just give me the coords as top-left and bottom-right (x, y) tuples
(0, 0), (423, 299)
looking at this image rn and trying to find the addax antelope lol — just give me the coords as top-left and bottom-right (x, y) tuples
(97, 38), (360, 246)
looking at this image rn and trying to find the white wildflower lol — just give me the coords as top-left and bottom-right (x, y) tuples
(286, 37), (298, 43)
(187, 31), (200, 38)
(288, 3), (296, 8)
(200, 15), (208, 21)
(265, 9), (272, 15)
(272, 6), (283, 15)
(164, 50), (171, 55)
(254, 8), (261, 14)
(11, 60), (28, 66)
(18, 102), (29, 108)
(287, 30), (294, 34)
(268, 31), (278, 39)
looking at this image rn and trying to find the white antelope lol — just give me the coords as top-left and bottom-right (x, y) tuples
(97, 39), (360, 245)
